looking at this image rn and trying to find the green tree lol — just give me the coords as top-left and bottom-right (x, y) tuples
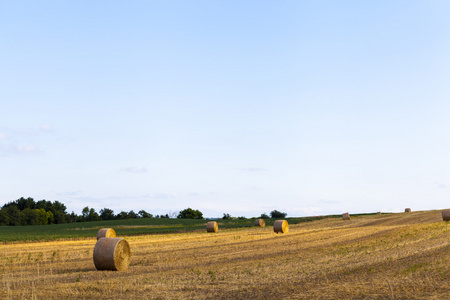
(81, 207), (100, 222)
(82, 207), (89, 221)
(128, 210), (138, 219)
(36, 200), (52, 211)
(116, 211), (129, 220)
(50, 201), (67, 223)
(15, 197), (36, 211)
(67, 211), (78, 223)
(6, 206), (23, 226)
(177, 208), (203, 219)
(270, 210), (287, 219)
(46, 210), (55, 224)
(138, 210), (153, 218)
(51, 201), (67, 214)
(22, 208), (39, 225)
(0, 207), (11, 226)
(36, 208), (49, 225)
(222, 213), (232, 220)
(99, 208), (115, 220)
(87, 208), (100, 221)
(53, 211), (66, 224)
(260, 213), (269, 219)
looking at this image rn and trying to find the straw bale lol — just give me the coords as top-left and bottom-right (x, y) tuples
(93, 238), (131, 271)
(342, 212), (350, 220)
(376, 212), (381, 215)
(206, 221), (218, 233)
(442, 209), (450, 221)
(97, 228), (116, 240)
(273, 220), (288, 234)
(254, 219), (266, 227)
(405, 208), (411, 213)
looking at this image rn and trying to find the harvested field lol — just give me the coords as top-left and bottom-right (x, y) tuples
(1, 210), (449, 299)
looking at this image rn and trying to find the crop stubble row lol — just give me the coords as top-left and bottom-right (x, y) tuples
(1, 210), (449, 299)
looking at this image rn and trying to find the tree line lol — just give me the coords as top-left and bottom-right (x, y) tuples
(0, 197), (287, 226)
(222, 210), (287, 219)
(0, 198), (206, 226)
(0, 197), (68, 226)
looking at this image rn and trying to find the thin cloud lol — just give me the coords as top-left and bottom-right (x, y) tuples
(120, 167), (148, 173)
(0, 144), (41, 155)
(16, 145), (40, 153)
(40, 124), (54, 132)
(437, 183), (449, 189)
(0, 125), (52, 155)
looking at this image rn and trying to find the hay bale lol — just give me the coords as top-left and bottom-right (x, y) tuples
(442, 209), (450, 221)
(273, 220), (288, 234)
(376, 212), (381, 215)
(206, 221), (218, 233)
(254, 219), (266, 227)
(97, 228), (116, 240)
(405, 208), (411, 213)
(342, 212), (350, 220)
(93, 238), (130, 271)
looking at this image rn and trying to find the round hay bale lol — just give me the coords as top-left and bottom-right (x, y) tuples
(93, 238), (131, 271)
(273, 220), (288, 234)
(254, 219), (266, 227)
(342, 212), (350, 220)
(376, 212), (381, 215)
(442, 209), (450, 221)
(97, 228), (116, 240)
(206, 221), (218, 233)
(405, 208), (411, 213)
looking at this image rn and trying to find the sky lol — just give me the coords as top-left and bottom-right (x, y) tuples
(1, 1), (450, 218)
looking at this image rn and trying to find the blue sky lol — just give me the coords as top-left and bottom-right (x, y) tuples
(1, 1), (450, 217)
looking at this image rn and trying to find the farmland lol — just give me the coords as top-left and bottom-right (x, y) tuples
(1, 210), (449, 299)
(0, 215), (337, 243)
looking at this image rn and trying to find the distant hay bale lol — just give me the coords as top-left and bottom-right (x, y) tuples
(273, 220), (288, 234)
(254, 219), (265, 227)
(405, 208), (411, 213)
(97, 228), (116, 240)
(342, 212), (350, 220)
(206, 221), (218, 233)
(93, 238), (131, 271)
(442, 209), (450, 221)
(376, 212), (381, 215)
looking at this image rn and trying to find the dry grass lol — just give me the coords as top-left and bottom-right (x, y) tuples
(1, 210), (449, 299)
